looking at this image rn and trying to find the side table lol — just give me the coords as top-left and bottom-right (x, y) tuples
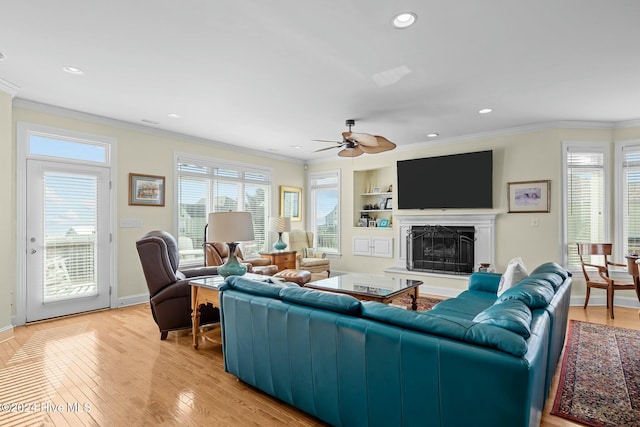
(260, 250), (297, 272)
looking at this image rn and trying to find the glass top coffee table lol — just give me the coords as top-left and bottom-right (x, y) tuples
(305, 273), (423, 310)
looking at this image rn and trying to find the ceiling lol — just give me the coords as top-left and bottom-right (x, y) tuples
(1, 0), (639, 162)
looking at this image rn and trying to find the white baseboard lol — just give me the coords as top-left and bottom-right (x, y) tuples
(0, 324), (14, 343)
(570, 294), (640, 309)
(418, 284), (463, 299)
(116, 293), (149, 308)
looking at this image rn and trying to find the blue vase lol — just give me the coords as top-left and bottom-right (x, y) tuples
(273, 232), (287, 250)
(218, 242), (248, 277)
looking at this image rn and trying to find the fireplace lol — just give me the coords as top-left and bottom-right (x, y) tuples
(407, 225), (475, 274)
(386, 214), (496, 279)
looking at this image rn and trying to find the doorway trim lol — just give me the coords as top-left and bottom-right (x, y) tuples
(15, 122), (117, 326)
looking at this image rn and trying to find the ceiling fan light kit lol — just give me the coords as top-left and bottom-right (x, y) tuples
(314, 119), (396, 157)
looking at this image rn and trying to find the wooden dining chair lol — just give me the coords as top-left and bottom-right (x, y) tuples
(577, 243), (636, 319)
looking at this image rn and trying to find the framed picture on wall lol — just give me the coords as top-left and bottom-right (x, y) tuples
(507, 180), (550, 213)
(129, 173), (165, 206)
(280, 186), (302, 221)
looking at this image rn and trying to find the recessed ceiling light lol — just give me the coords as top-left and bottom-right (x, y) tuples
(62, 66), (84, 75)
(167, 113), (180, 119)
(292, 145), (302, 149)
(478, 108), (493, 114)
(0, 52), (5, 61)
(393, 12), (417, 29)
(427, 133), (439, 138)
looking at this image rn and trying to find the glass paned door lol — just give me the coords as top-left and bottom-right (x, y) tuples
(26, 160), (111, 321)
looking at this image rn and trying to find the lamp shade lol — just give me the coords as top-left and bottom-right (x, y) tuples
(207, 212), (255, 243)
(270, 217), (291, 233)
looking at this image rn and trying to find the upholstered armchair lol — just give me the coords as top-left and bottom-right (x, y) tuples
(284, 230), (330, 276)
(205, 242), (278, 275)
(136, 230), (220, 340)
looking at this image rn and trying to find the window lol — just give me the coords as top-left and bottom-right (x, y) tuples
(562, 143), (609, 269)
(618, 142), (640, 256)
(176, 155), (271, 266)
(309, 170), (340, 254)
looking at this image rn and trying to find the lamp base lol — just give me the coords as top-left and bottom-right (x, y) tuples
(273, 232), (287, 250)
(218, 242), (248, 278)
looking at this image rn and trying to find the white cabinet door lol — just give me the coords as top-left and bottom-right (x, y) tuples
(352, 236), (373, 256)
(352, 237), (393, 258)
(371, 237), (393, 258)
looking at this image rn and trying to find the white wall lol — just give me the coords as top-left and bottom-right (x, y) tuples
(9, 101), (640, 318)
(0, 90), (14, 338)
(11, 105), (305, 309)
(307, 125), (640, 300)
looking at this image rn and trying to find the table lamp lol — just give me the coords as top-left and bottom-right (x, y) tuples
(207, 211), (255, 277)
(270, 216), (291, 250)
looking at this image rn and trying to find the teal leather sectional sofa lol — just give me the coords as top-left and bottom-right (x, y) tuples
(219, 262), (571, 427)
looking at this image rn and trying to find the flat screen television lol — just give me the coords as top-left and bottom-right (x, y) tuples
(397, 150), (493, 209)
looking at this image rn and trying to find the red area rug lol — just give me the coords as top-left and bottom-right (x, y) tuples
(390, 295), (443, 311)
(551, 320), (640, 427)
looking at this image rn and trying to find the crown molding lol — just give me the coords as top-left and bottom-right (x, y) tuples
(614, 119), (640, 129)
(12, 98), (305, 164)
(0, 78), (20, 97)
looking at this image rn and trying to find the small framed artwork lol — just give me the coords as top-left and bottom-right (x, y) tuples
(507, 180), (550, 213)
(357, 218), (368, 227)
(129, 173), (165, 206)
(384, 197), (393, 210)
(368, 220), (377, 227)
(378, 219), (389, 228)
(280, 186), (302, 221)
(371, 186), (381, 193)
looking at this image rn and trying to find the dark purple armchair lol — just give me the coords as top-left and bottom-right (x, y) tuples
(136, 230), (219, 340)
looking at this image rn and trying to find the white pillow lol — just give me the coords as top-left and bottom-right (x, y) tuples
(497, 257), (528, 296)
(303, 247), (315, 258)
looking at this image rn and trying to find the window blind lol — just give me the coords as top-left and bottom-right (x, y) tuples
(310, 171), (340, 253)
(177, 157), (271, 265)
(566, 150), (605, 267)
(622, 146), (640, 255)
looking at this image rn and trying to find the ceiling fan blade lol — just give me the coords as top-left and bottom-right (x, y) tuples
(312, 139), (343, 144)
(314, 145), (342, 153)
(342, 131), (379, 147)
(359, 136), (397, 154)
(338, 145), (364, 157)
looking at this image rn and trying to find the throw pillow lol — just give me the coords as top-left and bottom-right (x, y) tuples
(497, 257), (528, 297)
(303, 247), (315, 258)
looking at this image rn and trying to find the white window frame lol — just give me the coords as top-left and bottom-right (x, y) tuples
(561, 141), (611, 271)
(308, 169), (341, 256)
(174, 152), (272, 267)
(614, 140), (640, 260)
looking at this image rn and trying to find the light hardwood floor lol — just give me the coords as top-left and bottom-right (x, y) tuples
(0, 303), (637, 426)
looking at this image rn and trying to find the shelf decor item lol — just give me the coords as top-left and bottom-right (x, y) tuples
(384, 197), (393, 210)
(129, 173), (165, 206)
(378, 219), (389, 228)
(507, 180), (550, 213)
(372, 186), (381, 193)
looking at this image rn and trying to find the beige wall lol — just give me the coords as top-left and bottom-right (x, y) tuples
(12, 106), (305, 307)
(307, 126), (634, 296)
(8, 101), (640, 322)
(0, 91), (14, 334)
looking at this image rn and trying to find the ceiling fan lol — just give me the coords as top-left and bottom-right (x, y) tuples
(314, 119), (396, 157)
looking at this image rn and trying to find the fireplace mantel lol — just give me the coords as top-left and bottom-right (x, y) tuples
(391, 213), (496, 274)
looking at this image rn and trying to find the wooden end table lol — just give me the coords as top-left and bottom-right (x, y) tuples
(189, 273), (283, 349)
(259, 250), (297, 272)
